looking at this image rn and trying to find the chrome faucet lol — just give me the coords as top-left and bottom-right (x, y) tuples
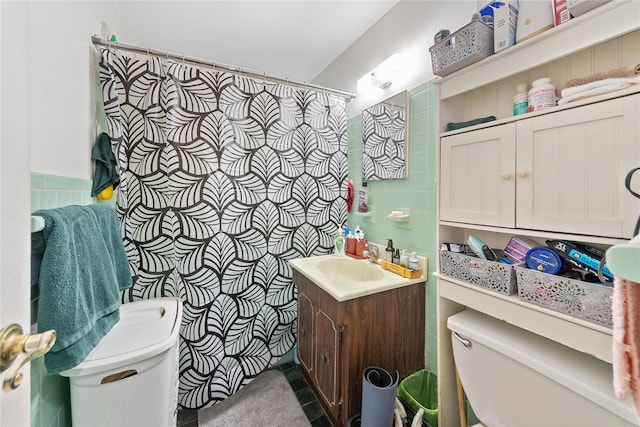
(362, 245), (379, 263)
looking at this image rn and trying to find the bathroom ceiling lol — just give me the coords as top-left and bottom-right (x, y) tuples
(115, 0), (399, 84)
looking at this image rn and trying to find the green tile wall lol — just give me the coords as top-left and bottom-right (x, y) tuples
(347, 80), (439, 373)
(30, 173), (114, 427)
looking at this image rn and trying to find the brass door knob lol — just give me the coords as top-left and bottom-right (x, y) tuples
(1, 323), (56, 392)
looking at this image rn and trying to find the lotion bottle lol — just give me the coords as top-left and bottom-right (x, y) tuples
(385, 239), (394, 263)
(334, 227), (346, 256)
(399, 249), (409, 268)
(408, 252), (419, 271)
(513, 83), (528, 116)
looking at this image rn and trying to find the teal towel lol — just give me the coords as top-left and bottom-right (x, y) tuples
(91, 132), (119, 197)
(32, 204), (132, 374)
(446, 115), (496, 131)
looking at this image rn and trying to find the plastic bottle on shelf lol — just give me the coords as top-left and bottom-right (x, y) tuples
(513, 83), (529, 116)
(334, 227), (346, 256)
(393, 248), (400, 265)
(408, 252), (419, 271)
(385, 239), (394, 263)
(528, 78), (557, 112)
(358, 182), (369, 213)
(399, 249), (409, 268)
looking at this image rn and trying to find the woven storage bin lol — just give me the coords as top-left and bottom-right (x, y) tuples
(439, 251), (516, 295)
(429, 20), (494, 77)
(515, 267), (613, 328)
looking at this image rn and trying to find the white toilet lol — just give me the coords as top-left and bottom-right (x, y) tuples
(448, 309), (638, 426)
(61, 297), (183, 427)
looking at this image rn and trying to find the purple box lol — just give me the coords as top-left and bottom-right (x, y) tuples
(503, 236), (537, 264)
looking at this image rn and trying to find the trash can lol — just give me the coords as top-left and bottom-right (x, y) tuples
(60, 298), (183, 427)
(397, 369), (438, 427)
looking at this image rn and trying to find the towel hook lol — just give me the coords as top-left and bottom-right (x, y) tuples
(625, 167), (640, 236)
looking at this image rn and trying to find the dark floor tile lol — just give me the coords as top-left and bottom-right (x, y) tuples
(278, 360), (298, 371)
(301, 400), (327, 422)
(294, 386), (318, 406)
(177, 408), (198, 427)
(288, 375), (309, 392)
(311, 415), (334, 427)
(282, 364), (304, 382)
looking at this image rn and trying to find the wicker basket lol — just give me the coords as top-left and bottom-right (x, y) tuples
(429, 20), (494, 77)
(439, 251), (516, 295)
(515, 267), (613, 328)
(381, 260), (423, 279)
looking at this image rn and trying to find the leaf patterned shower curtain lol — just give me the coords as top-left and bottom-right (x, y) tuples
(98, 49), (347, 409)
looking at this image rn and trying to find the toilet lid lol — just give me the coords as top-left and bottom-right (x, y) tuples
(60, 297), (182, 376)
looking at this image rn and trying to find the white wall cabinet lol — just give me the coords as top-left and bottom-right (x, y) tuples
(516, 96), (640, 239)
(435, 2), (640, 426)
(440, 124), (516, 228)
(441, 96), (640, 239)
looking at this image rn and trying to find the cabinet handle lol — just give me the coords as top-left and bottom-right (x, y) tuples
(516, 170), (529, 178)
(500, 171), (512, 180)
(320, 350), (330, 365)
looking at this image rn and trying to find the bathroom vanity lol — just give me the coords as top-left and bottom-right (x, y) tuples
(435, 2), (640, 426)
(290, 255), (425, 427)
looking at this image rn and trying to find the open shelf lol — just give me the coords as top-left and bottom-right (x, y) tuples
(435, 0), (640, 99)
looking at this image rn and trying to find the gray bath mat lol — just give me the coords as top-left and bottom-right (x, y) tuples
(197, 369), (311, 427)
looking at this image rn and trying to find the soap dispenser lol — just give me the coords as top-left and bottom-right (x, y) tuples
(385, 239), (394, 263)
(335, 227), (346, 256)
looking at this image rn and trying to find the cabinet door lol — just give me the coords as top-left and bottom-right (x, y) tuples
(297, 291), (314, 374)
(516, 95), (640, 238)
(440, 124), (516, 227)
(315, 309), (340, 420)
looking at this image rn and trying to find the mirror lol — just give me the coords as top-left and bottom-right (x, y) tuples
(362, 91), (408, 182)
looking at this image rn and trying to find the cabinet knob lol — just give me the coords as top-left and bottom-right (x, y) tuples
(500, 171), (512, 180)
(320, 350), (330, 365)
(516, 170), (529, 178)
(301, 326), (306, 337)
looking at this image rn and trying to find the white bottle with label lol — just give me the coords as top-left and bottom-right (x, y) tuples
(399, 249), (409, 268)
(408, 251), (419, 271)
(528, 78), (556, 112)
(513, 83), (528, 116)
(334, 227), (345, 256)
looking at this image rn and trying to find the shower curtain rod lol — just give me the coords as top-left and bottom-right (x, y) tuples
(91, 36), (356, 101)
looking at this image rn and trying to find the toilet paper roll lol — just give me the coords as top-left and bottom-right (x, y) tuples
(360, 366), (399, 427)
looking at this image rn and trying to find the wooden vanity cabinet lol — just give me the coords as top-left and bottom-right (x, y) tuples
(294, 270), (425, 427)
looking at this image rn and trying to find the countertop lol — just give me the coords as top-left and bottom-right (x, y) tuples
(289, 254), (427, 302)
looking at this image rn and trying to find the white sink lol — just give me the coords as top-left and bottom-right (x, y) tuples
(316, 257), (385, 281)
(289, 255), (425, 301)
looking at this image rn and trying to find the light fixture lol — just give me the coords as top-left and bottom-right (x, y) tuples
(357, 53), (409, 94)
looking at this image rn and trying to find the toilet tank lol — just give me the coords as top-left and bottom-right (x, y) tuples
(448, 309), (638, 427)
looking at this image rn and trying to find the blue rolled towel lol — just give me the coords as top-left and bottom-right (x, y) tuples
(32, 204), (132, 374)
